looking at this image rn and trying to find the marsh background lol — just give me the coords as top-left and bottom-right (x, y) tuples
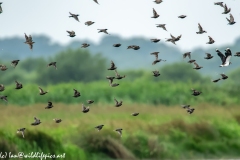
(1, 0), (240, 159)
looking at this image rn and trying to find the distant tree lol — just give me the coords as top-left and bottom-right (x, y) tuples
(36, 48), (107, 85)
(159, 63), (206, 83)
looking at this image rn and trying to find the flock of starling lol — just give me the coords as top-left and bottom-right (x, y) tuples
(0, 1), (239, 138)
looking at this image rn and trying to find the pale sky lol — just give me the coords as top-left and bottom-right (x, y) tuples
(0, 0), (239, 51)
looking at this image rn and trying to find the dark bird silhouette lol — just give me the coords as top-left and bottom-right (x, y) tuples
(73, 89), (80, 97)
(67, 31), (76, 37)
(17, 128), (26, 138)
(82, 104), (90, 113)
(107, 77), (119, 87)
(151, 52), (159, 60)
(0, 2), (2, 13)
(87, 100), (94, 104)
(48, 62), (57, 70)
(156, 24), (167, 31)
(53, 119), (62, 123)
(212, 78), (221, 83)
(226, 14), (236, 25)
(108, 61), (117, 70)
(182, 105), (195, 114)
(11, 60), (20, 68)
(152, 59), (166, 65)
(151, 8), (159, 18)
(214, 2), (224, 7)
(191, 89), (202, 96)
(0, 84), (5, 92)
(132, 113), (139, 116)
(114, 98), (122, 107)
(193, 62), (203, 70)
(81, 43), (90, 48)
(24, 33), (35, 50)
(69, 12), (79, 22)
(187, 108), (195, 114)
(115, 128), (123, 137)
(183, 52), (191, 59)
(93, 0), (99, 4)
(98, 29), (109, 34)
(39, 86), (48, 95)
(178, 15), (187, 19)
(234, 52), (240, 57)
(95, 125), (104, 131)
(31, 117), (41, 126)
(45, 101), (53, 109)
(113, 43), (121, 47)
(182, 105), (191, 109)
(196, 23), (207, 34)
(153, 0), (163, 4)
(220, 73), (228, 80)
(114, 70), (126, 80)
(152, 70), (160, 77)
(222, 4), (231, 14)
(0, 95), (7, 102)
(0, 64), (7, 71)
(204, 53), (213, 59)
(85, 21), (95, 26)
(206, 36), (215, 44)
(151, 38), (161, 43)
(188, 60), (196, 63)
(127, 45), (140, 50)
(15, 80), (23, 89)
(216, 48), (232, 67)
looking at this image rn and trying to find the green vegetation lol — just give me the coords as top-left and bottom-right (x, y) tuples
(1, 104), (240, 159)
(0, 79), (239, 106)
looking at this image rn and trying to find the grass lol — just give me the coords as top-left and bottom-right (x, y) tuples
(1, 80), (240, 106)
(1, 103), (240, 159)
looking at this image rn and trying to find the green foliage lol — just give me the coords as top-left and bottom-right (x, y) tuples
(0, 48), (107, 85)
(0, 79), (238, 106)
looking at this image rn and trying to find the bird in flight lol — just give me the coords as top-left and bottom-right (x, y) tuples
(216, 48), (232, 67)
(69, 12), (79, 22)
(156, 24), (167, 31)
(226, 14), (236, 25)
(196, 23), (207, 34)
(151, 8), (159, 18)
(222, 4), (231, 14)
(17, 128), (26, 138)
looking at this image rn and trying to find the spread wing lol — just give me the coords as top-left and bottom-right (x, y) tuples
(230, 14), (234, 22)
(93, 0), (99, 4)
(82, 104), (86, 111)
(103, 30), (109, 34)
(198, 23), (203, 32)
(224, 4), (228, 12)
(205, 53), (211, 57)
(216, 50), (225, 63)
(208, 36), (214, 42)
(48, 101), (52, 106)
(39, 87), (44, 93)
(170, 34), (176, 39)
(193, 62), (199, 68)
(24, 33), (29, 41)
(66, 31), (71, 34)
(114, 70), (120, 76)
(177, 35), (182, 39)
(110, 61), (116, 68)
(225, 49), (232, 63)
(114, 98), (118, 104)
(108, 78), (113, 84)
(153, 8), (157, 16)
(151, 52), (159, 60)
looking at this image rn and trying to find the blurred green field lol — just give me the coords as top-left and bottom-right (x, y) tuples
(0, 80), (240, 106)
(1, 103), (240, 159)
